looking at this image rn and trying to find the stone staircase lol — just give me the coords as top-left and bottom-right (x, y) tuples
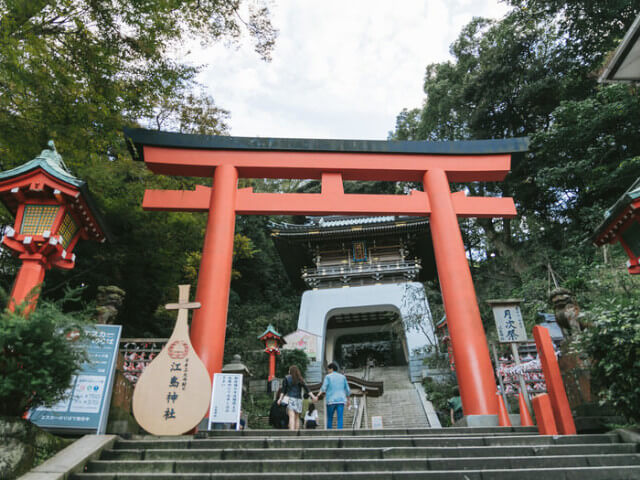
(365, 365), (431, 429)
(71, 427), (640, 479)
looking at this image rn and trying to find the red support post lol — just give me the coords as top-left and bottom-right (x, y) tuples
(9, 255), (47, 313)
(533, 325), (576, 434)
(423, 169), (498, 416)
(519, 392), (534, 427)
(268, 353), (276, 381)
(190, 164), (238, 378)
(497, 394), (512, 426)
(532, 393), (558, 435)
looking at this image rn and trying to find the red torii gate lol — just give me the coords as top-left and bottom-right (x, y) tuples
(126, 128), (528, 418)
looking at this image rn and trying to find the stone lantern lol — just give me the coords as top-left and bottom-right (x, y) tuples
(222, 354), (251, 393)
(257, 324), (286, 381)
(0, 141), (108, 311)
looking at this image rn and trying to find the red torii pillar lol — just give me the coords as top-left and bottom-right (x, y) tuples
(127, 129), (524, 418)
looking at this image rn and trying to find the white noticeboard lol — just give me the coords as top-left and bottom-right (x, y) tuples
(491, 304), (528, 343)
(371, 415), (383, 429)
(208, 373), (243, 430)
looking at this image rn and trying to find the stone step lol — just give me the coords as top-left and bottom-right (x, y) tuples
(70, 465), (640, 479)
(195, 426), (538, 437)
(101, 443), (638, 461)
(69, 428), (639, 480)
(114, 433), (621, 450)
(83, 454), (640, 474)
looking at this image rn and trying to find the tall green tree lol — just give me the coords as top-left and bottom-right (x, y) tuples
(392, 4), (640, 265)
(0, 0), (278, 335)
(392, 2), (640, 420)
(0, 0), (276, 164)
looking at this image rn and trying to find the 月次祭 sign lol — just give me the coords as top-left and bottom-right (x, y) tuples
(132, 285), (211, 435)
(29, 324), (121, 434)
(488, 299), (528, 343)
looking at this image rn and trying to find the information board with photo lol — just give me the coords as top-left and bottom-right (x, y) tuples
(28, 324), (122, 433)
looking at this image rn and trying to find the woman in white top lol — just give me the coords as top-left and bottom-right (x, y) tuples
(304, 403), (318, 429)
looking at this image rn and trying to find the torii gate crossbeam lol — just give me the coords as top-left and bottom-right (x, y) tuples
(126, 128), (529, 420)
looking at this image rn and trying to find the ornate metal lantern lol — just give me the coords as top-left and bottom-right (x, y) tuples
(0, 141), (108, 311)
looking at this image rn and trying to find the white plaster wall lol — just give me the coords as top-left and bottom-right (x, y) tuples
(297, 282), (436, 365)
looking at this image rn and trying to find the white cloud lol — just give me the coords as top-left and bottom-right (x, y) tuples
(190, 0), (510, 139)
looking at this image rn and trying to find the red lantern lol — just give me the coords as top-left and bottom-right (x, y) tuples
(0, 142), (108, 312)
(257, 325), (286, 381)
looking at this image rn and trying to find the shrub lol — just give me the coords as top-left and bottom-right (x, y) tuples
(576, 298), (640, 423)
(0, 296), (89, 417)
(423, 377), (458, 427)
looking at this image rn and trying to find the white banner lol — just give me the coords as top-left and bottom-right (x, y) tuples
(208, 373), (243, 429)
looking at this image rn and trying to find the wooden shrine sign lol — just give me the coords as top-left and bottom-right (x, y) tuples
(132, 285), (211, 435)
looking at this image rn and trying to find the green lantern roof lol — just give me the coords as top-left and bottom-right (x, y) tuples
(0, 141), (84, 187)
(257, 324), (283, 340)
(0, 141), (111, 242)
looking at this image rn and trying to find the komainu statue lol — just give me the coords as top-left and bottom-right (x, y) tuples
(549, 287), (587, 338)
(95, 285), (125, 324)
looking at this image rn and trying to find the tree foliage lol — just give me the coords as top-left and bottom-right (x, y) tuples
(392, 3), (640, 421)
(0, 0), (276, 163)
(0, 0), (281, 338)
(576, 297), (640, 422)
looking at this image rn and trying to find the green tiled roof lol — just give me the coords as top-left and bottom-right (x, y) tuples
(0, 141), (111, 241)
(0, 141), (84, 188)
(257, 324), (282, 339)
(592, 177), (640, 243)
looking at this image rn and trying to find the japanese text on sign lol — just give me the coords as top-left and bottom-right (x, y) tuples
(491, 305), (528, 343)
(163, 357), (190, 422)
(28, 324), (122, 433)
(208, 373), (243, 429)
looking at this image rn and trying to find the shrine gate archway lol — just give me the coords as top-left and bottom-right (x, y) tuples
(126, 128), (528, 421)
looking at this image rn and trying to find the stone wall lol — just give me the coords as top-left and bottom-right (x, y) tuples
(0, 416), (71, 479)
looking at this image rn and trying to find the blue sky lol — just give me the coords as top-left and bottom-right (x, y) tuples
(188, 1), (510, 140)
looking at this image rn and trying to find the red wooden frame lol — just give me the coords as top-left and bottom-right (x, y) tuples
(133, 136), (523, 418)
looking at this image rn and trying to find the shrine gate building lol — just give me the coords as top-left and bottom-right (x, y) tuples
(271, 215), (437, 383)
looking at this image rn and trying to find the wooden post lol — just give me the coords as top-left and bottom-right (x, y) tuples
(497, 394), (512, 427)
(190, 165), (238, 378)
(9, 256), (47, 313)
(424, 168), (498, 416)
(491, 343), (510, 413)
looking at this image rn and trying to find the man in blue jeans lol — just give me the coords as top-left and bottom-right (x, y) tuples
(319, 362), (351, 429)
